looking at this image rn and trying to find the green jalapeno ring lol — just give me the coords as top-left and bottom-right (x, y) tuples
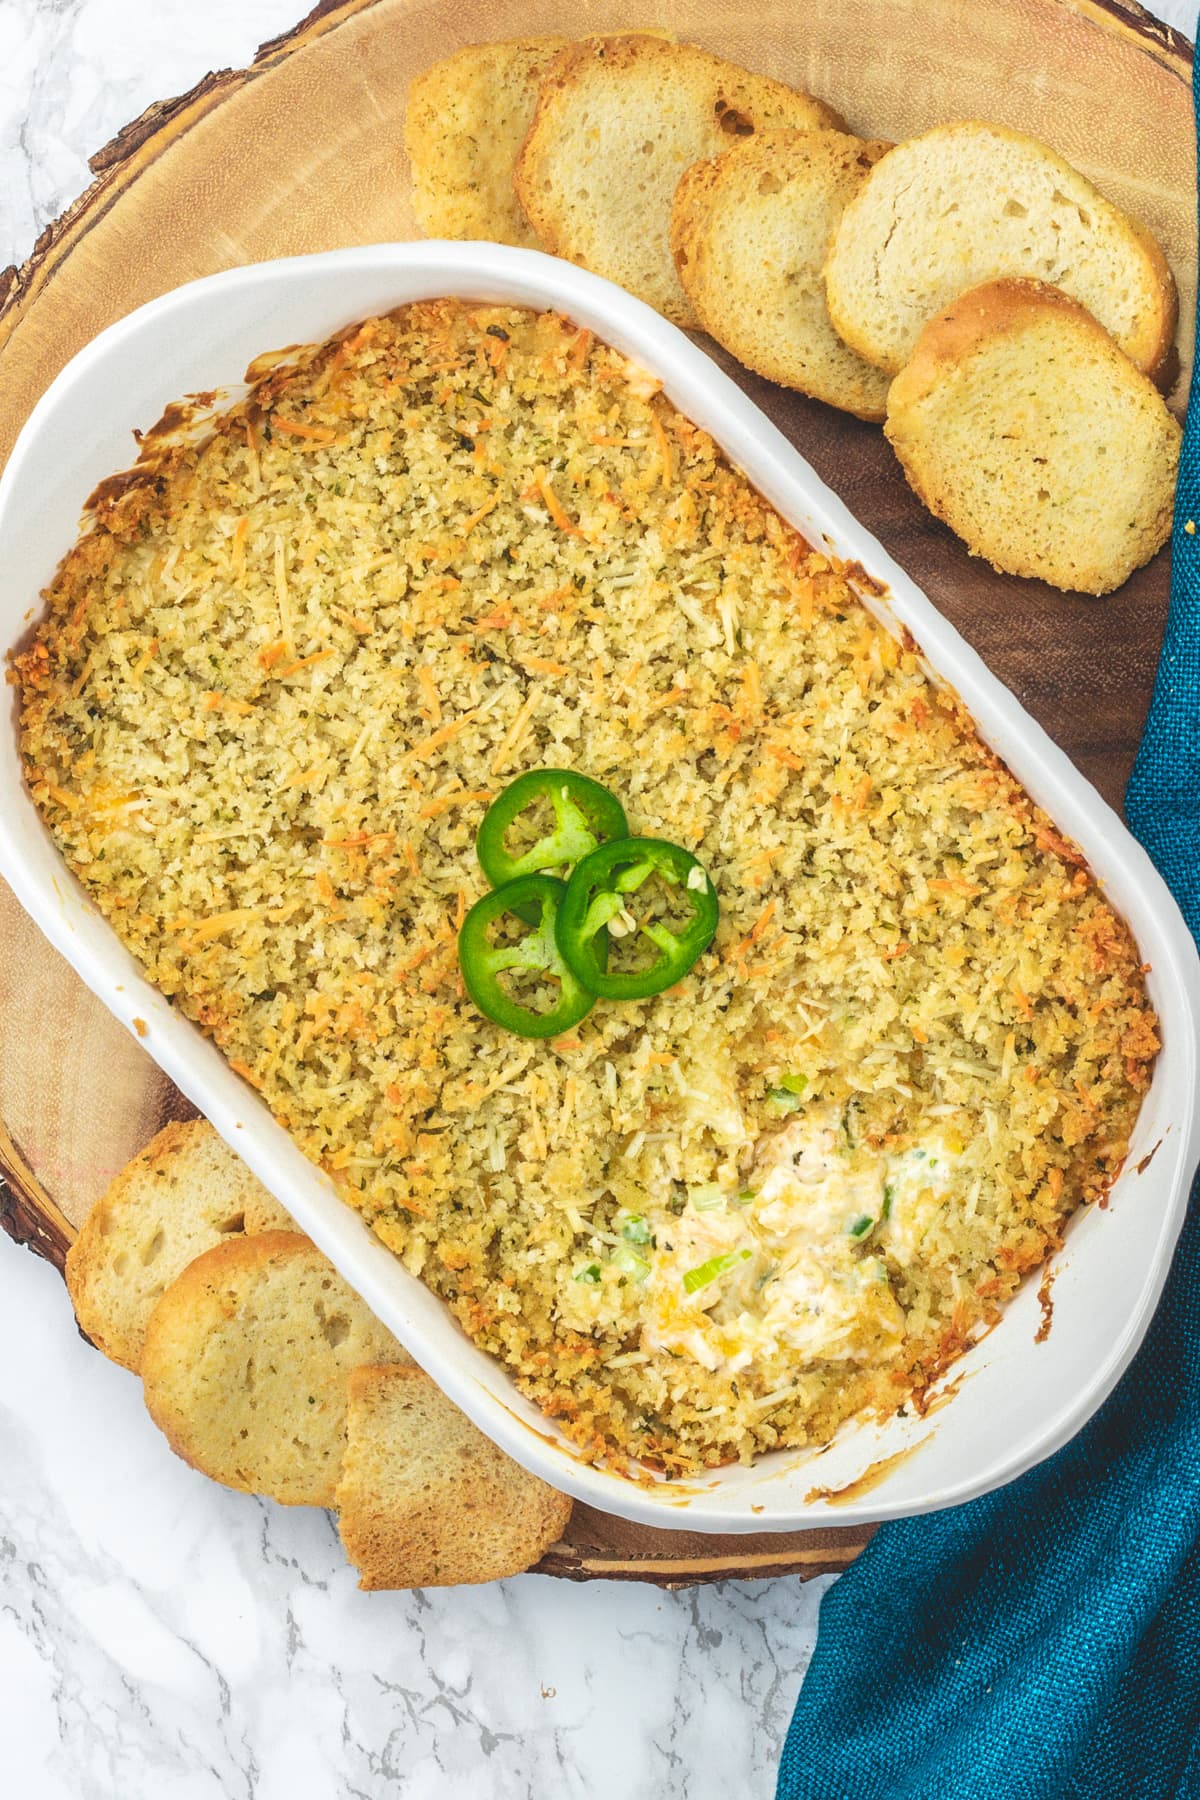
(458, 874), (598, 1039)
(476, 768), (629, 889)
(555, 837), (719, 1002)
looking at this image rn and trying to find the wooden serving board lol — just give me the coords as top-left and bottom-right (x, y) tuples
(0, 0), (1194, 1587)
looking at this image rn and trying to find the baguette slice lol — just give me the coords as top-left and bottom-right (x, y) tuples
(65, 1118), (293, 1373)
(825, 121), (1177, 382)
(514, 36), (844, 325)
(885, 278), (1181, 595)
(141, 1232), (409, 1506)
(336, 1365), (573, 1589)
(405, 37), (570, 248)
(671, 129), (892, 420)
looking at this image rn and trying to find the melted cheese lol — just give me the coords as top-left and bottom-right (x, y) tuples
(880, 1137), (964, 1267)
(639, 1107), (965, 1376)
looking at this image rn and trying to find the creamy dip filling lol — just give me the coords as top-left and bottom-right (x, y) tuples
(561, 1102), (970, 1377)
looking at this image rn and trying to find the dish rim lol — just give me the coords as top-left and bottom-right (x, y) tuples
(1, 239), (1197, 1533)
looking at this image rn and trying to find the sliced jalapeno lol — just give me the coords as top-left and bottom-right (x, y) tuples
(458, 874), (597, 1039)
(555, 837), (719, 1001)
(476, 769), (628, 888)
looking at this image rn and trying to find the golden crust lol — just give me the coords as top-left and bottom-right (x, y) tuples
(514, 36), (843, 325)
(885, 277), (1181, 594)
(336, 1365), (573, 1589)
(66, 1119), (198, 1371)
(670, 129), (892, 419)
(404, 37), (570, 248)
(65, 1117), (294, 1373)
(825, 120), (1178, 381)
(141, 1232), (408, 1505)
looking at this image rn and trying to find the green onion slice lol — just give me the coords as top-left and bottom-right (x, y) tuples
(619, 1213), (654, 1246)
(683, 1248), (752, 1295)
(612, 1243), (651, 1283)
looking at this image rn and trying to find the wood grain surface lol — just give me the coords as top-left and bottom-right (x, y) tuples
(0, 0), (1193, 1586)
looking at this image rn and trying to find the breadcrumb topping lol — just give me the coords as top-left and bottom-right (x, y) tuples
(15, 301), (1156, 1475)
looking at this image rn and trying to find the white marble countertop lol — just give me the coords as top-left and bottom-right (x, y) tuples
(0, 1231), (828, 1800)
(0, 1), (1192, 1794)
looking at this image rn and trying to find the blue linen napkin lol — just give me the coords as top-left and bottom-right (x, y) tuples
(777, 81), (1200, 1800)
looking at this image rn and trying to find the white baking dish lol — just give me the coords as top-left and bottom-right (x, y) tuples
(1, 242), (1197, 1533)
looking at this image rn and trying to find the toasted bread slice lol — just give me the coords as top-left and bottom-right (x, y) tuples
(335, 1365), (572, 1589)
(405, 37), (570, 247)
(825, 121), (1177, 382)
(514, 36), (843, 325)
(65, 1118), (293, 1373)
(885, 279), (1180, 595)
(141, 1232), (409, 1506)
(671, 129), (892, 419)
